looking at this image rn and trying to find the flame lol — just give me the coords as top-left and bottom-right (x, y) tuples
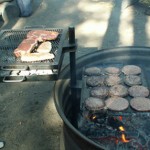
(119, 126), (125, 132)
(118, 116), (123, 121)
(121, 134), (130, 143)
(92, 115), (96, 120)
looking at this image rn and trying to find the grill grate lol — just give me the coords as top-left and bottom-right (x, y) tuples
(0, 28), (66, 69)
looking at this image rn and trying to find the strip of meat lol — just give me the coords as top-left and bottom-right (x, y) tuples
(14, 38), (38, 57)
(27, 30), (59, 42)
(20, 53), (55, 62)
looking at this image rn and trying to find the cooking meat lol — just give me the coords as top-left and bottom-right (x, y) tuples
(105, 67), (120, 75)
(130, 97), (150, 111)
(14, 38), (38, 57)
(122, 65), (141, 75)
(109, 84), (128, 97)
(90, 86), (108, 99)
(86, 76), (105, 87)
(85, 97), (105, 111)
(128, 85), (149, 97)
(20, 53), (55, 62)
(36, 41), (52, 53)
(105, 75), (122, 86)
(105, 97), (129, 111)
(84, 67), (103, 76)
(27, 30), (59, 42)
(124, 75), (142, 86)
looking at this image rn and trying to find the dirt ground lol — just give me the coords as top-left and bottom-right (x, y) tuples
(0, 81), (62, 150)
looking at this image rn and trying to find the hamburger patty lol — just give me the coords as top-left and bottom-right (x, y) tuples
(84, 67), (103, 76)
(124, 75), (142, 86)
(86, 76), (105, 87)
(105, 67), (120, 75)
(105, 75), (122, 86)
(105, 97), (129, 111)
(109, 84), (128, 97)
(128, 85), (149, 97)
(90, 86), (108, 99)
(122, 65), (141, 75)
(85, 97), (105, 111)
(130, 97), (150, 111)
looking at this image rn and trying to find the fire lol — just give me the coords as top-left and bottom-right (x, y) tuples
(92, 115), (96, 120)
(121, 133), (130, 143)
(119, 126), (125, 132)
(119, 126), (130, 143)
(118, 116), (123, 121)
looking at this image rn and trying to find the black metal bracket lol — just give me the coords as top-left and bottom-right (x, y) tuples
(62, 40), (77, 53)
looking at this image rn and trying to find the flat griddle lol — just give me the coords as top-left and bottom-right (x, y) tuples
(80, 63), (150, 114)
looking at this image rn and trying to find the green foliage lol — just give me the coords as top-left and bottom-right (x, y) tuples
(140, 0), (150, 6)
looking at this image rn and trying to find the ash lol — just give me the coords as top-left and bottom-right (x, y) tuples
(78, 110), (150, 150)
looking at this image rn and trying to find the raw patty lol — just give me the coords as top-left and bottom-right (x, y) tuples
(105, 97), (129, 111)
(130, 97), (150, 111)
(105, 75), (122, 86)
(105, 67), (120, 75)
(122, 65), (141, 75)
(84, 67), (103, 76)
(85, 97), (105, 111)
(128, 85), (149, 97)
(124, 75), (142, 86)
(109, 84), (128, 97)
(90, 86), (108, 99)
(36, 41), (52, 53)
(86, 76), (105, 87)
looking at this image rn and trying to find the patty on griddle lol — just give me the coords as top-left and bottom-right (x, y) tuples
(109, 84), (128, 97)
(85, 97), (105, 111)
(105, 75), (122, 86)
(128, 85), (149, 97)
(105, 97), (129, 111)
(84, 67), (103, 76)
(124, 75), (142, 86)
(130, 97), (150, 111)
(105, 67), (120, 75)
(90, 86), (109, 99)
(122, 65), (141, 75)
(86, 76), (105, 87)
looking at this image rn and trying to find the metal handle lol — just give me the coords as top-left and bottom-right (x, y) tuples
(3, 76), (26, 82)
(24, 25), (45, 29)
